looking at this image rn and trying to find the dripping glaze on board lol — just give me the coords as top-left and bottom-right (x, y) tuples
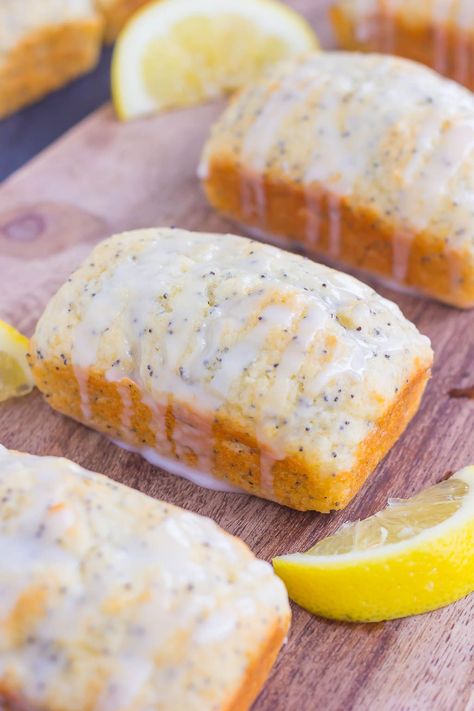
(112, 439), (244, 493)
(205, 53), (474, 294)
(62, 229), (429, 501)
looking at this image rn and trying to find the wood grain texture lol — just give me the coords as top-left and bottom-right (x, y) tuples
(0, 1), (473, 709)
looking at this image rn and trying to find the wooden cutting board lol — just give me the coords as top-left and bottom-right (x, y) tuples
(0, 1), (473, 709)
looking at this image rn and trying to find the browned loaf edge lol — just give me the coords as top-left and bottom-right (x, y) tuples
(29, 352), (431, 512)
(0, 619), (289, 711)
(100, 0), (151, 42)
(224, 619), (289, 711)
(203, 159), (474, 309)
(0, 18), (103, 119)
(330, 5), (474, 91)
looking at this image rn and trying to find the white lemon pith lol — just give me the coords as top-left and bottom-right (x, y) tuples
(273, 468), (474, 622)
(0, 320), (34, 402)
(112, 0), (318, 119)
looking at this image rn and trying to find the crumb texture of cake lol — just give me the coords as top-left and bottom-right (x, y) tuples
(331, 0), (474, 89)
(0, 446), (290, 711)
(0, 0), (103, 118)
(200, 52), (474, 308)
(31, 228), (433, 511)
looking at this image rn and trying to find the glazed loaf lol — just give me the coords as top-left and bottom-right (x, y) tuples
(0, 0), (103, 118)
(331, 0), (474, 90)
(0, 446), (290, 711)
(30, 228), (433, 512)
(200, 52), (474, 308)
(0, 0), (151, 117)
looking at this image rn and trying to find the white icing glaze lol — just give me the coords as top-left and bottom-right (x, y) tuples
(0, 0), (97, 55)
(454, 0), (474, 84)
(259, 452), (276, 499)
(254, 302), (330, 495)
(380, 0), (396, 53)
(240, 172), (254, 218)
(432, 0), (451, 74)
(353, 0), (378, 43)
(391, 231), (412, 284)
(304, 188), (321, 247)
(240, 59), (323, 226)
(141, 391), (174, 458)
(328, 194), (342, 258)
(239, 220), (430, 301)
(202, 52), (474, 296)
(210, 303), (296, 399)
(259, 303), (328, 433)
(107, 364), (134, 433)
(34, 228), (432, 496)
(112, 439), (243, 493)
(0, 446), (289, 709)
(74, 364), (92, 421)
(302, 70), (363, 197)
(349, 0), (474, 88)
(394, 116), (474, 280)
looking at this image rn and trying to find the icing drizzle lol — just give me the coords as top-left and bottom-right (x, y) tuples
(200, 51), (474, 296)
(349, 0), (474, 85)
(35, 229), (432, 501)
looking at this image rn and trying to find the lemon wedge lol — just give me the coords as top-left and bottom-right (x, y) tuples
(112, 0), (318, 120)
(0, 320), (34, 402)
(273, 468), (474, 622)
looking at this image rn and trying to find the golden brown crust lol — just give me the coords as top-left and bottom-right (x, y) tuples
(0, 616), (289, 711)
(0, 18), (103, 119)
(0, 621), (290, 711)
(29, 350), (430, 512)
(203, 159), (474, 309)
(224, 618), (289, 711)
(98, 0), (151, 42)
(331, 5), (474, 90)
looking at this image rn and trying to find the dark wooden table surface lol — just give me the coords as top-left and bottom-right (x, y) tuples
(0, 47), (113, 181)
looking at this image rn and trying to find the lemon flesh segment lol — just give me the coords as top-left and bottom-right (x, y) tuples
(273, 468), (474, 622)
(112, 0), (319, 119)
(0, 321), (34, 403)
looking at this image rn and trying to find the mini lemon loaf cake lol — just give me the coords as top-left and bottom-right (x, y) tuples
(30, 228), (433, 512)
(95, 0), (150, 42)
(0, 0), (103, 118)
(331, 0), (474, 90)
(200, 52), (474, 308)
(0, 446), (290, 711)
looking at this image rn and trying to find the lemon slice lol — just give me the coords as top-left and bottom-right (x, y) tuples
(112, 0), (318, 120)
(273, 468), (474, 622)
(0, 320), (34, 402)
